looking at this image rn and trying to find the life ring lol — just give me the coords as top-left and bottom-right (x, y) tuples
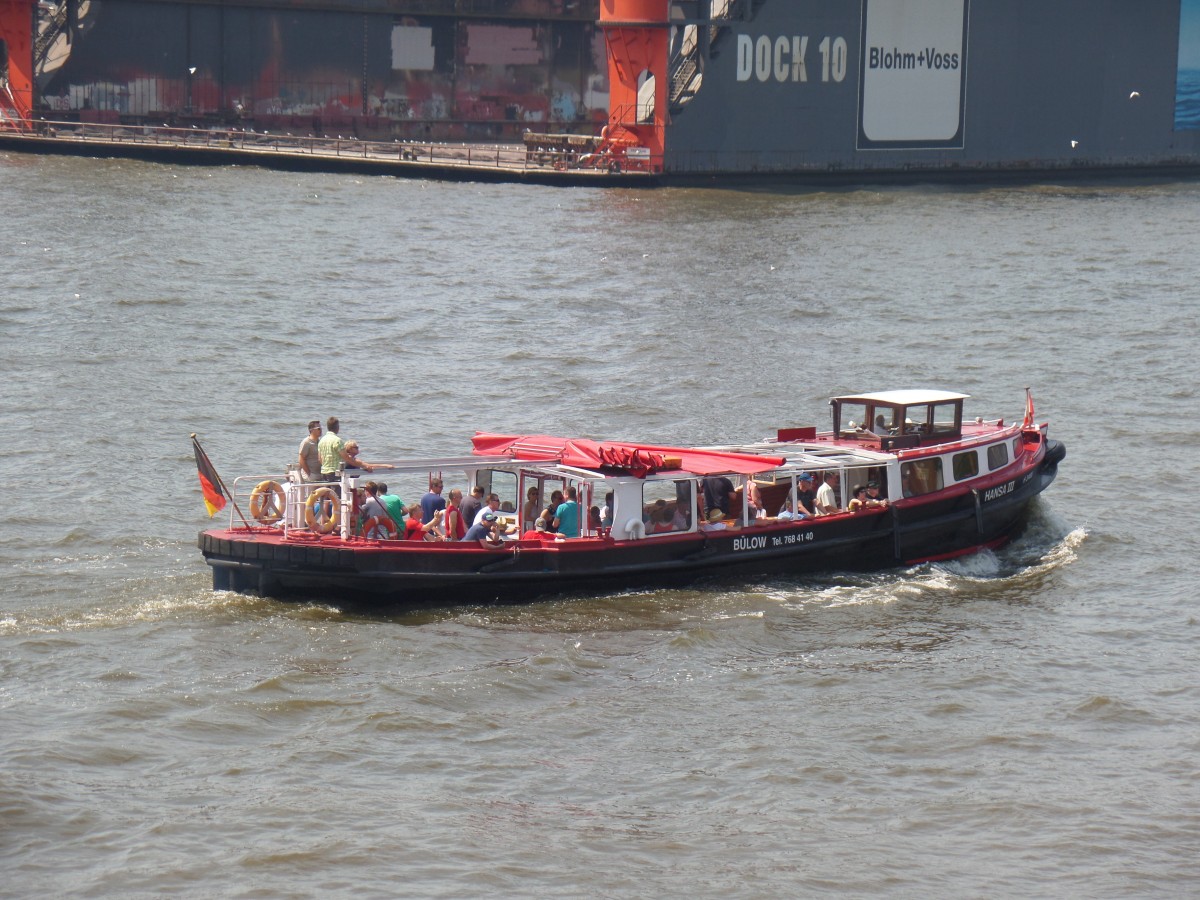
(361, 513), (397, 540)
(624, 518), (645, 540)
(304, 487), (340, 534)
(249, 480), (285, 525)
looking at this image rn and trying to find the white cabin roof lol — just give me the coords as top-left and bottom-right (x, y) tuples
(834, 390), (970, 406)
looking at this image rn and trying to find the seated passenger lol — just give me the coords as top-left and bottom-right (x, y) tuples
(521, 516), (564, 542)
(601, 491), (614, 528)
(463, 511), (505, 546)
(670, 502), (691, 531)
(649, 507), (675, 534)
(864, 480), (889, 509)
(589, 505), (603, 531)
(473, 493), (503, 526)
(774, 499), (807, 521)
(405, 504), (443, 541)
(796, 473), (817, 515)
(745, 479), (764, 520)
(700, 508), (736, 531)
(847, 484), (868, 513)
(815, 471), (841, 516)
(359, 481), (397, 539)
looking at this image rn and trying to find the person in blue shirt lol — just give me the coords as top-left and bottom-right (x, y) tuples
(553, 485), (581, 538)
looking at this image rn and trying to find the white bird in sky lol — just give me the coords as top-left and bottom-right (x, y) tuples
(1130, 91), (1141, 99)
(1070, 140), (1079, 149)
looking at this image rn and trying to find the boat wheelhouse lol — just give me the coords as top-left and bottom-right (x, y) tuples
(198, 389), (1065, 607)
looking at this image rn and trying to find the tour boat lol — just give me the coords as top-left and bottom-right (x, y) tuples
(197, 390), (1065, 608)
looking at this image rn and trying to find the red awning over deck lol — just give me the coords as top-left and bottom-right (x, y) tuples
(471, 433), (785, 477)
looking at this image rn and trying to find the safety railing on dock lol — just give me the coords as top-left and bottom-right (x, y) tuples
(13, 118), (661, 177)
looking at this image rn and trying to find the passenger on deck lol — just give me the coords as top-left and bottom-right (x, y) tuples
(700, 508), (736, 531)
(589, 505), (603, 532)
(443, 488), (467, 541)
(463, 511), (504, 546)
(553, 486), (581, 538)
(405, 504), (443, 541)
(318, 416), (368, 480)
(847, 484), (868, 513)
(815, 471), (841, 516)
(359, 481), (397, 539)
(864, 480), (889, 509)
(420, 478), (446, 523)
(460, 485), (485, 530)
(298, 420), (322, 482)
(670, 501), (691, 531)
(601, 491), (614, 528)
(344, 440), (393, 472)
(702, 475), (736, 520)
(745, 478), (764, 520)
(522, 486), (541, 532)
(521, 516), (564, 542)
(796, 473), (817, 515)
(549, 489), (564, 513)
(649, 507), (675, 534)
(873, 415), (889, 436)
(473, 492), (502, 526)
(377, 483), (406, 530)
(775, 499), (807, 521)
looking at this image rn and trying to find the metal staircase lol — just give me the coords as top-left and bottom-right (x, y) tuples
(668, 0), (767, 112)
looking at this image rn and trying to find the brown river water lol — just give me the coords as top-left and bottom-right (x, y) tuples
(1, 153), (1198, 897)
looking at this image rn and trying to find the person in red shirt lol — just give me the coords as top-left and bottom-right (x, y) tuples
(521, 510), (564, 542)
(443, 488), (467, 541)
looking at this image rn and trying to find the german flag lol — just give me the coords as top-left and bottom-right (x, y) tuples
(192, 436), (228, 517)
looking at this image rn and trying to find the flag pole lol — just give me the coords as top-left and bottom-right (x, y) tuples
(191, 433), (254, 529)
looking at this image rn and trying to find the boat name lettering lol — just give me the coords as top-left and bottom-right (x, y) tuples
(982, 481), (1015, 502)
(868, 46), (960, 72)
(736, 35), (849, 85)
(733, 535), (768, 551)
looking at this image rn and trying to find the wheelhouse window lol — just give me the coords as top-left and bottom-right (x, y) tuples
(642, 479), (693, 535)
(1012, 437), (1022, 459)
(838, 401), (870, 435)
(987, 443), (1009, 471)
(952, 451), (979, 482)
(477, 469), (518, 513)
(901, 458), (943, 497)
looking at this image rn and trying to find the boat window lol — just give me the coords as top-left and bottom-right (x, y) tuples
(952, 451), (979, 482)
(641, 479), (692, 535)
(901, 458), (943, 497)
(987, 443), (1009, 471)
(1012, 437), (1022, 459)
(930, 402), (960, 435)
(839, 402), (869, 435)
(477, 468), (519, 512)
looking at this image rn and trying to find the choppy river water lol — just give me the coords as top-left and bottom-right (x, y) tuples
(2, 154), (1198, 897)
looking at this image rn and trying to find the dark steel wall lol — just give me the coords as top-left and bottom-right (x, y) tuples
(664, 0), (1200, 174)
(38, 0), (606, 140)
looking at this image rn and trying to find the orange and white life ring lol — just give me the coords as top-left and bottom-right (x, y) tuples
(361, 513), (397, 539)
(304, 487), (340, 534)
(249, 480), (285, 525)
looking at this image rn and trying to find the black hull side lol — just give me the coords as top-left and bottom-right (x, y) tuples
(199, 441), (1064, 610)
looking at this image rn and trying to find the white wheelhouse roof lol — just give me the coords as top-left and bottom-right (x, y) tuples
(834, 390), (970, 406)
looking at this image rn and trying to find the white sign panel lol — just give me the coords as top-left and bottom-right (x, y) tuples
(392, 25), (435, 72)
(858, 0), (968, 148)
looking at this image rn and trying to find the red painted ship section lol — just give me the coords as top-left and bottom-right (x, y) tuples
(0, 0), (33, 128)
